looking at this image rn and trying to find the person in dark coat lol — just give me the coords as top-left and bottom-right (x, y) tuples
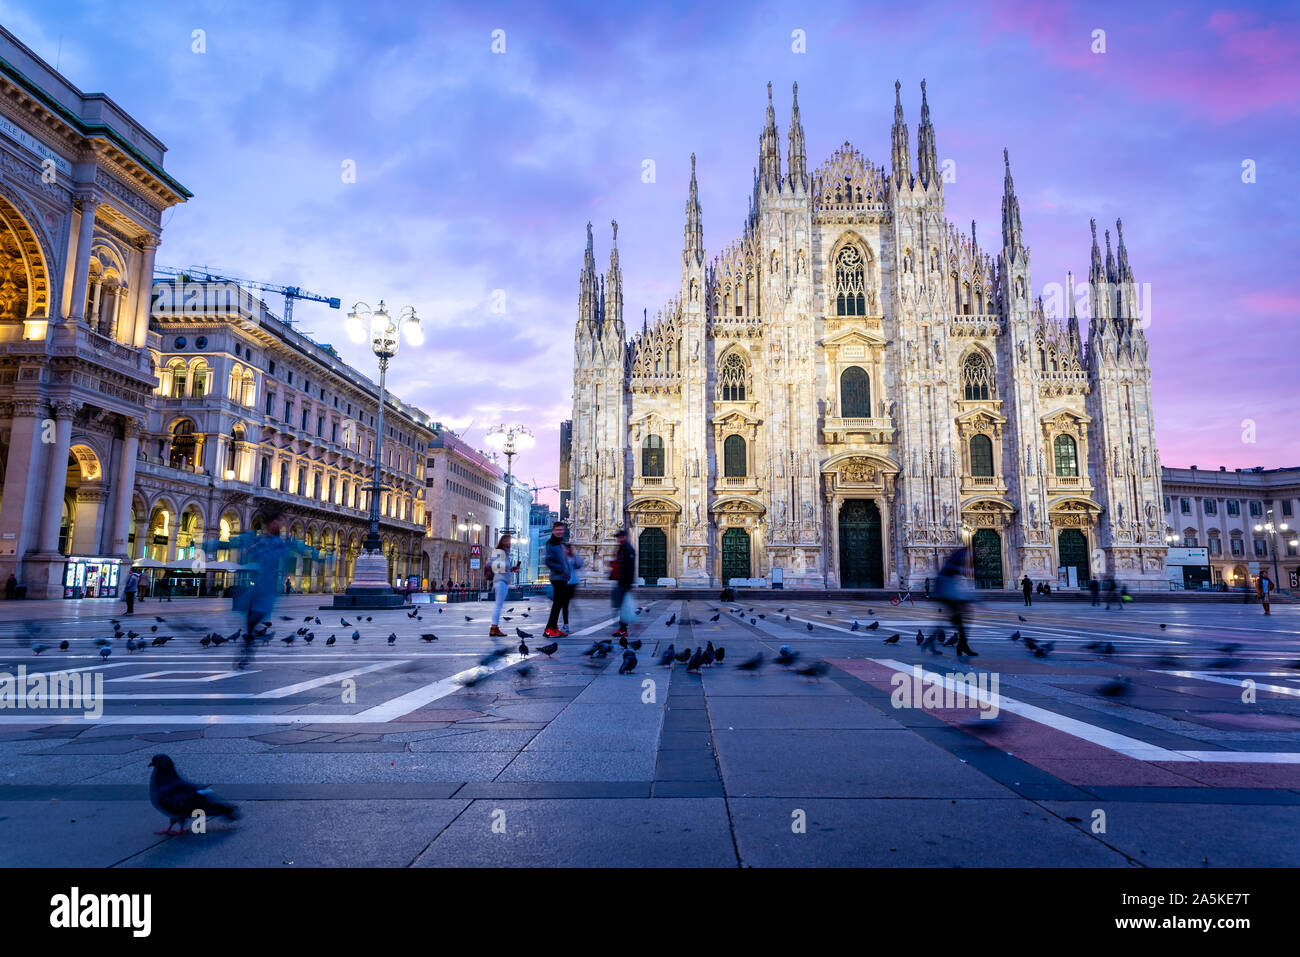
(936, 547), (976, 657)
(1021, 574), (1033, 606)
(610, 529), (636, 639)
(543, 522), (573, 638)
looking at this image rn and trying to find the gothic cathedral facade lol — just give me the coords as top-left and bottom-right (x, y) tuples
(569, 81), (1167, 590)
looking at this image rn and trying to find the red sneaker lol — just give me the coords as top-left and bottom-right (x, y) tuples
(612, 627), (628, 638)
(543, 628), (562, 638)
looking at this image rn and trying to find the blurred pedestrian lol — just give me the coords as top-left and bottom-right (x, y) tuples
(563, 543), (585, 632)
(4, 573), (15, 600)
(488, 534), (516, 637)
(936, 547), (976, 657)
(610, 529), (636, 639)
(543, 521), (573, 638)
(1259, 573), (1273, 615)
(1021, 574), (1033, 606)
(1089, 578), (1100, 606)
(122, 568), (140, 614)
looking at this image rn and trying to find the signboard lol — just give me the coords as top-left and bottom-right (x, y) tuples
(470, 543), (481, 571)
(1165, 547), (1208, 565)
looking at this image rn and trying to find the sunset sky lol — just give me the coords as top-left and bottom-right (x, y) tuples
(7, 0), (1297, 506)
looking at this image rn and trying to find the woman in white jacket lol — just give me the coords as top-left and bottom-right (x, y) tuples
(488, 534), (517, 638)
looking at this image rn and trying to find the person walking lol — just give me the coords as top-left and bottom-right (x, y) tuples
(122, 568), (140, 614)
(1021, 574), (1033, 607)
(610, 529), (636, 639)
(1259, 573), (1273, 615)
(543, 522), (574, 638)
(488, 534), (518, 638)
(936, 547), (977, 657)
(1089, 577), (1100, 606)
(4, 573), (15, 600)
(562, 544), (585, 632)
(1102, 576), (1117, 609)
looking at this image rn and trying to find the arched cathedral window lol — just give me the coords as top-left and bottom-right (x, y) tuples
(961, 352), (994, 401)
(834, 245), (867, 316)
(642, 434), (665, 478)
(719, 352), (748, 402)
(724, 435), (747, 477)
(1054, 434), (1079, 477)
(969, 434), (994, 477)
(840, 366), (871, 418)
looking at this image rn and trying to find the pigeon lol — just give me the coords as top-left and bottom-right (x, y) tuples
(709, 614), (720, 622)
(281, 635), (295, 645)
(736, 652), (764, 672)
(303, 616), (314, 622)
(314, 618), (321, 625)
(341, 618), (351, 626)
(464, 616), (473, 622)
(713, 646), (725, 664)
(518, 640), (529, 656)
(806, 622), (814, 631)
(148, 754), (239, 835)
(1018, 615), (1026, 622)
(538, 642), (558, 657)
(99, 646), (111, 660)
(883, 633), (900, 644)
(351, 630), (361, 642)
(32, 642), (48, 655)
(303, 633), (315, 645)
(365, 617), (372, 622)
(629, 639), (642, 651)
(420, 633), (438, 642)
(750, 618), (756, 625)
(785, 615), (791, 622)
(1085, 641), (1115, 656)
(916, 630), (924, 645)
(1033, 642), (1053, 658)
(151, 626), (158, 632)
(279, 616), (293, 622)
(796, 660), (830, 681)
(942, 632), (959, 647)
(619, 651), (637, 674)
(665, 613), (677, 626)
(95, 637), (111, 647)
(1097, 677), (1132, 698)
(658, 645), (675, 666)
(58, 640), (69, 652)
(850, 621), (860, 632)
(152, 636), (172, 647)
(775, 647), (799, 667)
(1159, 623), (1167, 629)
(702, 644), (716, 667)
(199, 636), (212, 648)
(777, 608), (785, 613)
(686, 648), (703, 673)
(618, 636), (629, 649)
(326, 635), (336, 646)
(1009, 631), (1021, 641)
(155, 616), (166, 623)
(408, 609), (418, 618)
(387, 633), (397, 645)
(866, 621), (879, 630)
(674, 647), (692, 663)
(1023, 636), (1039, 651)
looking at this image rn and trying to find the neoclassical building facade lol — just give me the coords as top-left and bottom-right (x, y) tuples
(569, 81), (1168, 589)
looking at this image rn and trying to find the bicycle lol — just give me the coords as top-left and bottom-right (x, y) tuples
(890, 590), (915, 607)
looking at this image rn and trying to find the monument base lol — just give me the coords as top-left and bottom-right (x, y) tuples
(332, 550), (403, 609)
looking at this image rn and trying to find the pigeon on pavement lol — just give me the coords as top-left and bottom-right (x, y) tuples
(619, 651), (637, 674)
(148, 754), (239, 835)
(883, 633), (900, 644)
(736, 652), (764, 672)
(538, 642), (558, 657)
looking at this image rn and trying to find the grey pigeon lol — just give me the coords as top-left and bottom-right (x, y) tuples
(866, 621), (879, 630)
(619, 651), (637, 674)
(737, 652), (764, 672)
(148, 754), (239, 835)
(883, 633), (900, 644)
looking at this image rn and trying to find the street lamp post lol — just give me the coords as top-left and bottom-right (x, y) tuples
(485, 425), (535, 539)
(335, 300), (422, 609)
(1254, 508), (1291, 587)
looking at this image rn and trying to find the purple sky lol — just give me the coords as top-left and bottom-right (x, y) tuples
(9, 0), (1298, 506)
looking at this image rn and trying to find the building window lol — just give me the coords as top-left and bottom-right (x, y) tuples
(723, 434), (747, 477)
(833, 244), (867, 316)
(642, 434), (665, 477)
(1208, 538), (1221, 556)
(279, 462), (288, 490)
(1180, 498), (1191, 514)
(1053, 434), (1078, 477)
(1204, 499), (1216, 516)
(1254, 539), (1268, 557)
(719, 352), (748, 402)
(969, 434), (994, 477)
(1227, 500), (1240, 517)
(1283, 501), (1294, 517)
(1183, 534), (1197, 548)
(1249, 501), (1263, 517)
(1230, 537), (1244, 557)
(961, 352), (993, 401)
(190, 360), (209, 397)
(839, 366), (871, 418)
(168, 359), (187, 398)
(260, 456), (270, 487)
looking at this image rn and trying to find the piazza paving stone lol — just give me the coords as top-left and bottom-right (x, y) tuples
(411, 798), (736, 867)
(80, 751), (518, 785)
(704, 694), (904, 731)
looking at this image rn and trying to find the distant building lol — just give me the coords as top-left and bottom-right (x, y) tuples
(529, 502), (557, 582)
(1162, 466), (1300, 591)
(422, 426), (505, 588)
(558, 419), (572, 523)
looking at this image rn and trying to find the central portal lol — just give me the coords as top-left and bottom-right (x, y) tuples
(838, 499), (883, 588)
(721, 527), (751, 584)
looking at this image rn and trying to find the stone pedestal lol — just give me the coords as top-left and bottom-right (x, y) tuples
(333, 550), (403, 608)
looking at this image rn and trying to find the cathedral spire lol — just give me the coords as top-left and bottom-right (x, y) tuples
(1088, 218), (1111, 325)
(1104, 228), (1117, 286)
(916, 79), (938, 187)
(758, 81), (781, 189)
(579, 221), (599, 329)
(605, 219), (623, 328)
(890, 80), (911, 188)
(1066, 269), (1081, 340)
(684, 153), (704, 268)
(1116, 218), (1132, 282)
(787, 81), (807, 189)
(1001, 148), (1023, 253)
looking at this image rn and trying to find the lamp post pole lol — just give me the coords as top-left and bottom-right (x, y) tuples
(335, 300), (422, 609)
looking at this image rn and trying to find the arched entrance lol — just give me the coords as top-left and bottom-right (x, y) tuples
(838, 499), (883, 588)
(638, 528), (667, 585)
(971, 528), (1004, 589)
(1058, 528), (1089, 583)
(721, 528), (751, 584)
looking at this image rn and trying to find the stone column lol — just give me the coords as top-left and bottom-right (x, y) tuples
(110, 418), (141, 557)
(71, 485), (109, 555)
(67, 195), (98, 322)
(133, 237), (160, 348)
(37, 401), (79, 552)
(88, 280), (103, 332)
(0, 399), (48, 579)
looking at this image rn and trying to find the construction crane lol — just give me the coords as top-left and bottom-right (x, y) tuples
(155, 265), (340, 325)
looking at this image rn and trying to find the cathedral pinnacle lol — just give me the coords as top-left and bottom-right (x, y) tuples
(890, 79), (911, 187)
(1000, 148), (1023, 252)
(684, 154), (704, 267)
(759, 81), (781, 188)
(917, 79), (938, 187)
(787, 81), (807, 188)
